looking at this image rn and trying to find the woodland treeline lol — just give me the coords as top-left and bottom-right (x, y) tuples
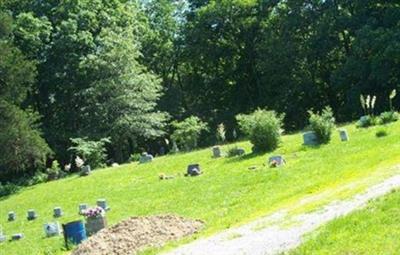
(1, 0), (399, 180)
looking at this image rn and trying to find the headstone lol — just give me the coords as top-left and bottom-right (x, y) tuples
(27, 209), (37, 221)
(139, 152), (153, 164)
(78, 204), (88, 214)
(96, 199), (110, 211)
(339, 129), (349, 142)
(359, 115), (369, 126)
(268, 156), (286, 167)
(80, 165), (91, 176)
(0, 234), (6, 243)
(8, 211), (16, 221)
(212, 146), (222, 158)
(44, 222), (62, 237)
(187, 164), (202, 176)
(236, 148), (245, 156)
(54, 207), (63, 218)
(11, 233), (24, 241)
(303, 131), (319, 146)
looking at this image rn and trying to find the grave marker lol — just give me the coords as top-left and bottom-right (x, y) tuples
(339, 129), (349, 142)
(187, 164), (202, 176)
(303, 131), (319, 146)
(212, 146), (222, 158)
(268, 156), (286, 167)
(11, 233), (24, 241)
(54, 207), (63, 218)
(44, 222), (62, 237)
(139, 152), (153, 164)
(27, 209), (37, 221)
(96, 199), (110, 211)
(8, 211), (15, 221)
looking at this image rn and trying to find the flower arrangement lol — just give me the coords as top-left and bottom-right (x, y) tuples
(75, 156), (84, 168)
(82, 207), (105, 219)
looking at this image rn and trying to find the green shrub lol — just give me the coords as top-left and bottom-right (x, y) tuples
(129, 153), (141, 162)
(29, 171), (49, 185)
(171, 116), (208, 151)
(68, 137), (110, 169)
(356, 115), (381, 128)
(236, 109), (284, 152)
(0, 182), (20, 197)
(380, 111), (399, 124)
(46, 160), (61, 180)
(376, 129), (388, 138)
(308, 107), (336, 144)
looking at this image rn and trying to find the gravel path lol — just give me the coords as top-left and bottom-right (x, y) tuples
(165, 174), (400, 255)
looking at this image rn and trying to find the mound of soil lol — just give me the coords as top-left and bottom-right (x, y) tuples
(72, 215), (204, 255)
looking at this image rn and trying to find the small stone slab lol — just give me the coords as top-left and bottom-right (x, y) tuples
(54, 207), (63, 218)
(11, 233), (24, 241)
(0, 234), (6, 243)
(339, 129), (349, 142)
(303, 131), (319, 146)
(139, 153), (153, 164)
(27, 209), (37, 221)
(44, 222), (62, 237)
(212, 146), (222, 158)
(79, 204), (88, 214)
(268, 156), (286, 167)
(8, 211), (16, 221)
(80, 165), (91, 176)
(236, 148), (245, 156)
(187, 164), (202, 176)
(97, 199), (110, 211)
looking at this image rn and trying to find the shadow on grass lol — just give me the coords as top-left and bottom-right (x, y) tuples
(225, 151), (268, 163)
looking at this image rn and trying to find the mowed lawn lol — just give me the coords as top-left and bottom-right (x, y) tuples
(290, 189), (400, 255)
(1, 122), (400, 255)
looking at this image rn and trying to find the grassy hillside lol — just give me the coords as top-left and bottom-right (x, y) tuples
(1, 122), (400, 255)
(290, 189), (400, 254)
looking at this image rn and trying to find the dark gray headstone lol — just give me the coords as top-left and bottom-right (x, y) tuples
(339, 129), (349, 142)
(8, 211), (15, 221)
(27, 209), (37, 221)
(187, 164), (202, 176)
(97, 199), (110, 211)
(139, 153), (153, 164)
(268, 156), (286, 167)
(11, 233), (24, 241)
(80, 165), (91, 176)
(236, 148), (245, 156)
(53, 207), (63, 218)
(303, 131), (319, 146)
(212, 146), (222, 158)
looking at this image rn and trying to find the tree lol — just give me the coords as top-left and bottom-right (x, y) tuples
(0, 12), (50, 179)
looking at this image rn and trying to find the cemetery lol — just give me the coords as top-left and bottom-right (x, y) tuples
(1, 1), (400, 254)
(1, 120), (400, 254)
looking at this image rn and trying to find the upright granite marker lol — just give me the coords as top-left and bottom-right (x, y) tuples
(139, 152), (154, 164)
(303, 131), (319, 146)
(212, 146), (222, 158)
(339, 129), (349, 142)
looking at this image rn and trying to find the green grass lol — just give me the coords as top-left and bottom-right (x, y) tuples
(290, 189), (400, 255)
(1, 122), (400, 255)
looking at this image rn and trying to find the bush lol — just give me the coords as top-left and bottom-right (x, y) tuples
(46, 160), (61, 180)
(308, 107), (336, 144)
(380, 111), (399, 124)
(68, 137), (110, 169)
(356, 115), (381, 128)
(376, 129), (388, 138)
(0, 182), (20, 197)
(236, 109), (284, 152)
(129, 153), (141, 162)
(171, 116), (208, 151)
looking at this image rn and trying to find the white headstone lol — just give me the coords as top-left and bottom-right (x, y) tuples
(268, 156), (286, 167)
(44, 222), (62, 237)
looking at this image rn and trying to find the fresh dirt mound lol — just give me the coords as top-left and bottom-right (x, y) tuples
(72, 215), (204, 255)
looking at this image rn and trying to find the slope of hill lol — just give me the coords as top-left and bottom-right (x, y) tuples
(1, 122), (400, 255)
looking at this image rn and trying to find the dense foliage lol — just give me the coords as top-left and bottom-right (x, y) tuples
(1, 0), (400, 182)
(237, 110), (284, 152)
(308, 107), (336, 144)
(171, 116), (208, 151)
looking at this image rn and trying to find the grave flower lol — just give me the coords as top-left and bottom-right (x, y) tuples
(64, 164), (71, 172)
(82, 206), (105, 219)
(75, 156), (84, 169)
